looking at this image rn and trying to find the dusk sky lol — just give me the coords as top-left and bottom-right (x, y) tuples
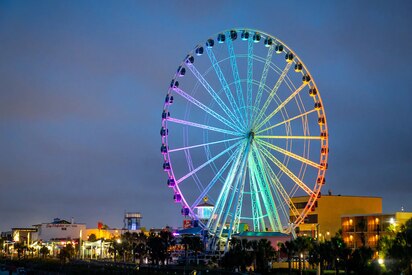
(1, 0), (412, 232)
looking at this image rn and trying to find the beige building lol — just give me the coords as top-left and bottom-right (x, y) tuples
(291, 195), (382, 238)
(32, 218), (86, 242)
(341, 212), (412, 249)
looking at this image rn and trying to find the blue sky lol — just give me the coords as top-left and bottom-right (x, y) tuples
(1, 0), (411, 231)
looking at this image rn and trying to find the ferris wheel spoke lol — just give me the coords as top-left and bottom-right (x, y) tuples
(227, 150), (250, 241)
(175, 139), (243, 185)
(256, 109), (317, 134)
(218, 137), (252, 242)
(248, 157), (266, 231)
(226, 31), (246, 122)
(232, 163), (248, 234)
(252, 45), (275, 123)
(190, 147), (240, 210)
(246, 37), (254, 127)
(167, 117), (242, 137)
(205, 47), (246, 128)
(255, 135), (322, 140)
(261, 155), (300, 218)
(255, 82), (308, 131)
(250, 146), (283, 232)
(258, 144), (315, 196)
(256, 139), (321, 169)
(185, 62), (244, 129)
(254, 62), (293, 126)
(263, 165), (290, 226)
(173, 87), (241, 132)
(208, 142), (246, 234)
(169, 137), (242, 153)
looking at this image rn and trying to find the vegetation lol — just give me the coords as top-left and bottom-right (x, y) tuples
(39, 245), (49, 258)
(2, 220), (412, 274)
(221, 238), (275, 272)
(379, 218), (412, 274)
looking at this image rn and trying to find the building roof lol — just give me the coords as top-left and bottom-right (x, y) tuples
(292, 195), (382, 199)
(11, 228), (37, 232)
(176, 227), (203, 235)
(195, 201), (214, 208)
(234, 231), (290, 238)
(341, 212), (412, 218)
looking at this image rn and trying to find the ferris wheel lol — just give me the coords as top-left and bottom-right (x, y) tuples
(161, 28), (328, 246)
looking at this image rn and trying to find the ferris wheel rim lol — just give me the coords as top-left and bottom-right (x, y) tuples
(161, 28), (329, 236)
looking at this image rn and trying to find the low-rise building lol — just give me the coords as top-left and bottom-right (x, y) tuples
(291, 195), (382, 238)
(341, 212), (412, 249)
(32, 218), (86, 242)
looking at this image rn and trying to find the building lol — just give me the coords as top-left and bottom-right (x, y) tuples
(11, 228), (37, 244)
(32, 218), (87, 242)
(124, 212), (142, 230)
(291, 195), (382, 238)
(341, 212), (412, 250)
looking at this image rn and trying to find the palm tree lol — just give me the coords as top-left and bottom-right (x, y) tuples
(159, 229), (175, 265)
(255, 239), (275, 273)
(40, 245), (49, 258)
(279, 240), (296, 275)
(14, 242), (26, 259)
(379, 218), (412, 274)
(181, 235), (203, 266)
(294, 236), (312, 274)
(147, 232), (166, 266)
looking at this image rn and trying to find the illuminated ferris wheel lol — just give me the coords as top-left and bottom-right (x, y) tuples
(160, 28), (329, 247)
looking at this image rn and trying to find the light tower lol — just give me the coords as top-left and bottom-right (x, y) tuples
(124, 212), (142, 230)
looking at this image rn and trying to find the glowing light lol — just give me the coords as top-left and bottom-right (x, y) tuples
(378, 258), (384, 265)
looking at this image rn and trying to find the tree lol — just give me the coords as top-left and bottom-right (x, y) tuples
(147, 232), (167, 266)
(255, 238), (275, 272)
(293, 236), (312, 274)
(14, 242), (26, 259)
(348, 246), (373, 274)
(220, 238), (253, 272)
(279, 240), (296, 275)
(309, 240), (334, 275)
(40, 245), (49, 258)
(379, 218), (412, 274)
(88, 233), (97, 242)
(159, 229), (175, 265)
(108, 238), (124, 262)
(59, 243), (75, 262)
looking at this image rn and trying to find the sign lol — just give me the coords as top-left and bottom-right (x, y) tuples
(183, 220), (192, 229)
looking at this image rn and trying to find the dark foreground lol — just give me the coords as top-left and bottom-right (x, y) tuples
(0, 258), (326, 275)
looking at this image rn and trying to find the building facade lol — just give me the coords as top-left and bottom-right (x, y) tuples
(341, 212), (412, 249)
(291, 195), (382, 238)
(32, 218), (86, 242)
